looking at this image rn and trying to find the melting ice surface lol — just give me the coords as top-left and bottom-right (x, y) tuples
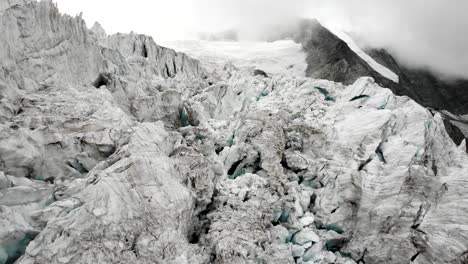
(163, 40), (308, 76)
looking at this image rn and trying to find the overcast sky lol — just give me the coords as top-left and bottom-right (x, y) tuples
(54, 0), (468, 80)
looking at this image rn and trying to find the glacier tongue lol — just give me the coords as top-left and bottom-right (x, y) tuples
(0, 1), (468, 264)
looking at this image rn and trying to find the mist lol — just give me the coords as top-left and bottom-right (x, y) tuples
(309, 0), (468, 80)
(54, 0), (468, 80)
(54, 0), (312, 40)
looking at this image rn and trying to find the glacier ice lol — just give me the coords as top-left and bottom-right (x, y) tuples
(0, 1), (467, 264)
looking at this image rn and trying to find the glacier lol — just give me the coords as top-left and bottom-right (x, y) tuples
(0, 1), (468, 264)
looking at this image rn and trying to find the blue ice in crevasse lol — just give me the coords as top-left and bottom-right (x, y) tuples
(227, 132), (235, 147)
(319, 224), (345, 234)
(256, 90), (269, 101)
(180, 107), (189, 127)
(1, 231), (38, 264)
(229, 166), (246, 180)
(349, 94), (370, 101)
(315, 87), (335, 102)
(271, 208), (291, 224)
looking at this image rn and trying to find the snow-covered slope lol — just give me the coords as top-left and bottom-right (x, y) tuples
(326, 27), (399, 83)
(1, 2), (468, 264)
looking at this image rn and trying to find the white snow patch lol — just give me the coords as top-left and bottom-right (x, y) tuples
(326, 26), (399, 83)
(162, 40), (307, 76)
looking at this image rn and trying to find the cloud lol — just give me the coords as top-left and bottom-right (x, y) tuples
(308, 0), (468, 79)
(54, 0), (468, 79)
(53, 0), (311, 40)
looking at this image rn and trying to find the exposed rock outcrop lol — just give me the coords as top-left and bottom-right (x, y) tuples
(293, 19), (375, 85)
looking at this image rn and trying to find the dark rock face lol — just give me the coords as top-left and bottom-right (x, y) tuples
(293, 19), (468, 147)
(294, 19), (376, 85)
(442, 118), (465, 147)
(253, 69), (269, 78)
(366, 48), (468, 115)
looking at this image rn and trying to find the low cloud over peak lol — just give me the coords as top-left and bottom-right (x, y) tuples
(312, 0), (468, 80)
